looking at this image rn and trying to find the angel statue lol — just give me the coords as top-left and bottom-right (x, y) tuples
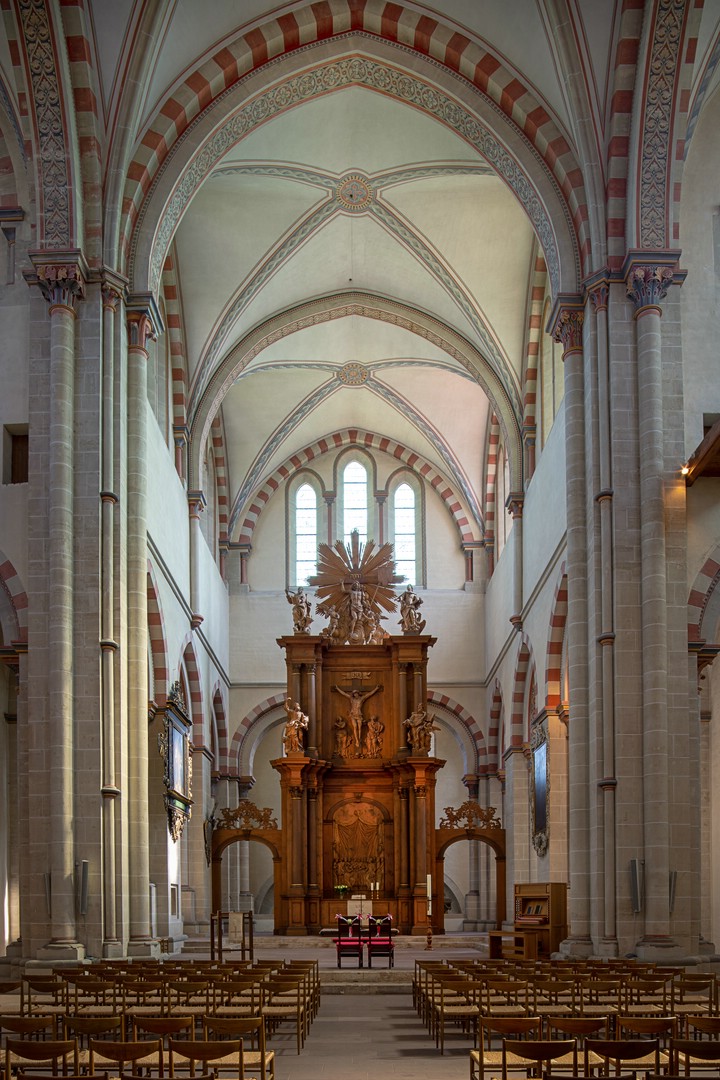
(286, 587), (312, 633)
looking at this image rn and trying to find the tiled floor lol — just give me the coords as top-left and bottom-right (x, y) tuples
(271, 990), (472, 1080)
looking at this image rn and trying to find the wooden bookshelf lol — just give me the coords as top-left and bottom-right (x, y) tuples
(514, 882), (567, 955)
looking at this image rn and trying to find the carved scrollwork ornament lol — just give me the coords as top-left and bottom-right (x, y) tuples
(438, 801), (502, 830)
(218, 802), (278, 829)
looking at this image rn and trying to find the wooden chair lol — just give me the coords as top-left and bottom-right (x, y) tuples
(88, 1037), (164, 1077)
(261, 977), (307, 1055)
(431, 977), (480, 1055)
(202, 1015), (274, 1080)
(167, 1038), (243, 1079)
(480, 978), (532, 1019)
(615, 1013), (677, 1069)
(213, 979), (265, 1019)
(685, 1014), (720, 1039)
(332, 915), (364, 969)
(584, 1036), (661, 1075)
(62, 1015), (125, 1071)
(669, 1036), (720, 1073)
(5, 1037), (79, 1077)
(471, 1016), (543, 1080)
(0, 984), (22, 1017)
(672, 975), (718, 1017)
(131, 1016), (194, 1047)
(0, 1014), (58, 1042)
(22, 978), (66, 1020)
(545, 1015), (611, 1069)
(366, 916), (394, 969)
(501, 1037), (577, 1078)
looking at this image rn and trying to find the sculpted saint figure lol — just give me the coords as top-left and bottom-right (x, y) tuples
(403, 705), (439, 753)
(286, 587), (312, 633)
(365, 715), (384, 758)
(333, 715), (351, 758)
(399, 584), (426, 634)
(333, 683), (381, 750)
(282, 697), (309, 753)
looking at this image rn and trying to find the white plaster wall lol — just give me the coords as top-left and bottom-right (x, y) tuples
(484, 534), (516, 674)
(146, 408), (191, 598)
(522, 406), (567, 596)
(680, 84), (720, 455)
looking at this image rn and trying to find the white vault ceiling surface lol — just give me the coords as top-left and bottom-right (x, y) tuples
(84, 0), (719, 542)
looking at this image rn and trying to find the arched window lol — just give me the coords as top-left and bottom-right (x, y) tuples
(295, 483), (317, 585)
(343, 460), (367, 545)
(393, 482), (417, 585)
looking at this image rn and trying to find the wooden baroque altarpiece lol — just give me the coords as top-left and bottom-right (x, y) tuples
(273, 534), (444, 935)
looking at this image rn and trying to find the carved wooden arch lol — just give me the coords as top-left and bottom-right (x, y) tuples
(210, 825), (282, 913)
(434, 825), (506, 929)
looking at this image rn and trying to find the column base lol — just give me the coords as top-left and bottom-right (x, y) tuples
(36, 942), (86, 962)
(127, 939), (161, 959)
(102, 941), (125, 959)
(559, 935), (595, 959)
(635, 936), (687, 961)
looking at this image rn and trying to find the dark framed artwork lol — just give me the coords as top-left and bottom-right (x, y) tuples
(158, 681), (193, 841)
(531, 724), (549, 856)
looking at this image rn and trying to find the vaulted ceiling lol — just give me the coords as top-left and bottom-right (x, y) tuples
(72, 2), (720, 540)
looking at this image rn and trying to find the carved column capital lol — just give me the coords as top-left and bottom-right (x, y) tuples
(622, 251), (683, 315)
(126, 292), (164, 351)
(552, 307), (584, 354)
(26, 249), (88, 311)
(588, 283), (609, 313)
(188, 490), (207, 518)
(506, 493), (524, 519)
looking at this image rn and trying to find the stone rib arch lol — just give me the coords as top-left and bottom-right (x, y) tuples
(688, 548), (720, 644)
(190, 293), (524, 499)
(545, 567), (568, 710)
(510, 637), (533, 748)
(147, 563), (168, 706)
(181, 639), (205, 749)
(487, 681), (503, 773)
(0, 552), (26, 645)
(232, 426), (480, 547)
(121, 7), (586, 287)
(233, 694), (288, 779)
(212, 686), (230, 774)
(428, 690), (484, 777)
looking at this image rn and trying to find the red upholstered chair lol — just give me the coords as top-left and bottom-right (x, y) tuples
(333, 915), (364, 968)
(366, 915), (395, 969)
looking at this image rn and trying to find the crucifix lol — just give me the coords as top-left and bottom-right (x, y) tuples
(332, 672), (383, 753)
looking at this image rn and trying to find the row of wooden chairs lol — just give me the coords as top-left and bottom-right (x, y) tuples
(470, 1029), (720, 1080)
(1, 1014), (274, 1080)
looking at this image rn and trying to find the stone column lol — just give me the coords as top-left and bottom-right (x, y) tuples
(551, 298), (592, 953)
(625, 261), (675, 945)
(31, 256), (87, 956)
(507, 495), (524, 629)
(188, 491), (206, 629)
(126, 293), (163, 955)
(462, 774), (480, 929)
(100, 274), (125, 954)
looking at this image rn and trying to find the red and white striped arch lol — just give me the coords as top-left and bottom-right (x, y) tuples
(522, 251), (547, 478)
(233, 693), (288, 777)
(122, 2), (587, 287)
(0, 551), (27, 645)
(233, 428), (478, 546)
(487, 681), (503, 772)
(688, 549), (720, 644)
(509, 637), (533, 748)
(483, 413), (501, 572)
(210, 414), (229, 548)
(545, 568), (568, 710)
(147, 563), (168, 706)
(428, 690), (486, 777)
(212, 685), (230, 774)
(181, 638), (205, 749)
(161, 250), (189, 434)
